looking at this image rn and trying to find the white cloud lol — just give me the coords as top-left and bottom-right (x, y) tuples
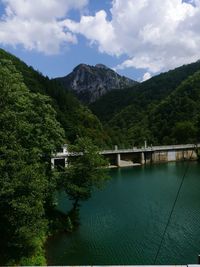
(65, 0), (200, 75)
(3, 0), (88, 20)
(62, 10), (121, 56)
(1, 0), (200, 77)
(0, 0), (88, 54)
(142, 72), (152, 82)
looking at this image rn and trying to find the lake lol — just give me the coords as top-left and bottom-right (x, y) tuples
(47, 162), (200, 265)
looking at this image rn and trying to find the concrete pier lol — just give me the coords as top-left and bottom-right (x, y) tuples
(117, 153), (121, 167)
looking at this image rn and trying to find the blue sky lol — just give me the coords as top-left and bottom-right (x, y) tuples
(0, 0), (199, 81)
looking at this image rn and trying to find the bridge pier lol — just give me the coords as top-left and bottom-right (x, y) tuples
(141, 152), (145, 165)
(117, 153), (121, 167)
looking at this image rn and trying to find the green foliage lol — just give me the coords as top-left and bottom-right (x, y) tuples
(172, 121), (197, 144)
(90, 61), (200, 147)
(60, 137), (109, 226)
(91, 61), (200, 122)
(0, 48), (110, 148)
(63, 137), (109, 204)
(148, 71), (200, 144)
(0, 59), (64, 264)
(19, 236), (47, 266)
(90, 62), (200, 147)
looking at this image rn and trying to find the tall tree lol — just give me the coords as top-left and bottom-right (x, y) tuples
(0, 60), (64, 265)
(61, 137), (109, 227)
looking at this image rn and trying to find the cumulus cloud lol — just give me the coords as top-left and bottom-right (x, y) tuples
(0, 0), (88, 54)
(62, 10), (121, 56)
(65, 0), (200, 75)
(142, 72), (152, 82)
(1, 0), (200, 76)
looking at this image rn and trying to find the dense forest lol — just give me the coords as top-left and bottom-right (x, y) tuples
(90, 61), (200, 147)
(0, 59), (65, 264)
(0, 50), (108, 265)
(0, 49), (111, 148)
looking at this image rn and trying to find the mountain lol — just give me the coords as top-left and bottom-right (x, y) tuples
(55, 63), (138, 103)
(90, 61), (200, 122)
(147, 70), (200, 145)
(0, 49), (110, 148)
(2, 47), (200, 148)
(89, 61), (200, 147)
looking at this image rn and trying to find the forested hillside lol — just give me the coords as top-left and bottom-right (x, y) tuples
(148, 71), (200, 144)
(90, 61), (200, 122)
(1, 48), (200, 149)
(0, 49), (110, 147)
(105, 70), (200, 147)
(87, 61), (200, 147)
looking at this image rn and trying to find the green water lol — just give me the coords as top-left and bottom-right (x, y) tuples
(47, 162), (200, 265)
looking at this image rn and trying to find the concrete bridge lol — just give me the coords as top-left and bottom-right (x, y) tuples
(51, 144), (200, 168)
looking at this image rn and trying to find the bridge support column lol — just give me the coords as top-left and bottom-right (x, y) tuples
(117, 153), (121, 167)
(141, 152), (145, 165)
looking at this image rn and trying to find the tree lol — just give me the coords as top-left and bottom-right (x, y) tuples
(172, 121), (197, 144)
(61, 137), (109, 226)
(0, 60), (64, 265)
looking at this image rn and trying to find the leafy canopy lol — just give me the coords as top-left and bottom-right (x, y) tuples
(62, 137), (109, 208)
(0, 59), (64, 265)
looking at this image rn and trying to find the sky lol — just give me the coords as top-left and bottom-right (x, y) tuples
(0, 0), (200, 81)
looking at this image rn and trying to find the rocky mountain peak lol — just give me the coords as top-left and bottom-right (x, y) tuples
(55, 63), (138, 103)
(73, 63), (91, 72)
(95, 64), (109, 70)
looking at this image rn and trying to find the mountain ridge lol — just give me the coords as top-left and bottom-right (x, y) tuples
(55, 63), (138, 103)
(1, 47), (200, 148)
(90, 61), (200, 122)
(0, 48), (110, 147)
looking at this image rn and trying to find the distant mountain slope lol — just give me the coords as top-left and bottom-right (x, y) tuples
(147, 70), (200, 144)
(90, 61), (200, 122)
(106, 68), (200, 147)
(55, 63), (138, 103)
(0, 49), (110, 147)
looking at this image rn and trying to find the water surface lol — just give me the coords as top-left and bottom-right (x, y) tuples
(47, 162), (200, 265)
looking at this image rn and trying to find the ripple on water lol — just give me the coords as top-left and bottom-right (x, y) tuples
(47, 162), (200, 265)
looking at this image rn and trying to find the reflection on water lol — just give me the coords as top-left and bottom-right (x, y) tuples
(47, 162), (200, 265)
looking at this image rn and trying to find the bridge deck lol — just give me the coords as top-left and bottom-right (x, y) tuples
(52, 144), (200, 159)
(100, 144), (199, 155)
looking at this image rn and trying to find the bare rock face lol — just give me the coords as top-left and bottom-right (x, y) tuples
(55, 63), (138, 103)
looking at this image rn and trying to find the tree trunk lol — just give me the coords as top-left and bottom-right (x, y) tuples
(73, 198), (79, 210)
